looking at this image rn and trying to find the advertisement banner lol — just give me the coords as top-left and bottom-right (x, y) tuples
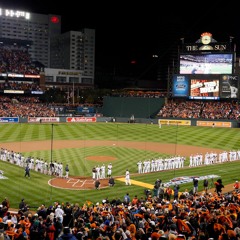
(66, 117), (97, 122)
(221, 75), (239, 99)
(76, 107), (95, 113)
(190, 79), (220, 99)
(4, 90), (24, 94)
(158, 119), (191, 126)
(28, 117), (60, 123)
(0, 117), (19, 123)
(172, 75), (189, 97)
(197, 121), (231, 128)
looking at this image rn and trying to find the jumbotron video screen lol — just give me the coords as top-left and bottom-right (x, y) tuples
(179, 53), (233, 75)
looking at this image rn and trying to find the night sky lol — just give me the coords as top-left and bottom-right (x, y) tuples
(0, 1), (240, 87)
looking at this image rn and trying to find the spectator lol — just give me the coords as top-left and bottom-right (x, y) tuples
(131, 195), (139, 205)
(58, 227), (77, 240)
(55, 205), (65, 224)
(181, 188), (190, 198)
(233, 180), (239, 190)
(168, 224), (178, 240)
(0, 222), (10, 240)
(164, 186), (173, 201)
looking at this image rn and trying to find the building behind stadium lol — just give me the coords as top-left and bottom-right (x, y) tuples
(0, 7), (95, 90)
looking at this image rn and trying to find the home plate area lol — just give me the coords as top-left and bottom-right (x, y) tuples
(49, 177), (109, 190)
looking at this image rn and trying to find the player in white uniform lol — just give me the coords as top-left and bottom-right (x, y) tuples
(125, 169), (131, 185)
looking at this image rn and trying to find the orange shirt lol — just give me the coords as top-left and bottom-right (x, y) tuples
(234, 182), (239, 189)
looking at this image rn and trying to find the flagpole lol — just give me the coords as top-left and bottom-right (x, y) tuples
(73, 81), (75, 105)
(68, 87), (70, 105)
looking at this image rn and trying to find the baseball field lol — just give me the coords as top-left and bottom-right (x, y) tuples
(0, 122), (239, 209)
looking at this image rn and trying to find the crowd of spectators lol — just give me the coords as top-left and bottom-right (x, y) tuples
(1, 95), (240, 120)
(0, 47), (40, 75)
(0, 183), (240, 240)
(157, 99), (240, 120)
(111, 90), (167, 98)
(0, 96), (55, 117)
(0, 79), (42, 91)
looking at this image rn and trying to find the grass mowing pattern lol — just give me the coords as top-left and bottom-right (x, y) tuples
(0, 123), (240, 209)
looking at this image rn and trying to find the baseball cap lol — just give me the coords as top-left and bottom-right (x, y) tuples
(150, 220), (156, 226)
(158, 230), (165, 235)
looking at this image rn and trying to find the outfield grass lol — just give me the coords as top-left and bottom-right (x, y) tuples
(0, 122), (240, 209)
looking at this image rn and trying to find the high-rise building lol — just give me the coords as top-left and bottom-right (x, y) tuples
(0, 7), (61, 67)
(0, 7), (95, 87)
(50, 29), (95, 84)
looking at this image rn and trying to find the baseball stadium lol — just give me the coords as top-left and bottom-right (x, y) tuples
(0, 8), (239, 240)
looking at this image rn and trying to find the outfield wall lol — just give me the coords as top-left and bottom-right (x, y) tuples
(96, 117), (239, 128)
(3, 117), (240, 128)
(101, 96), (165, 118)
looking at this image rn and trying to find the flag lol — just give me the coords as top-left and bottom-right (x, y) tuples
(177, 219), (191, 234)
